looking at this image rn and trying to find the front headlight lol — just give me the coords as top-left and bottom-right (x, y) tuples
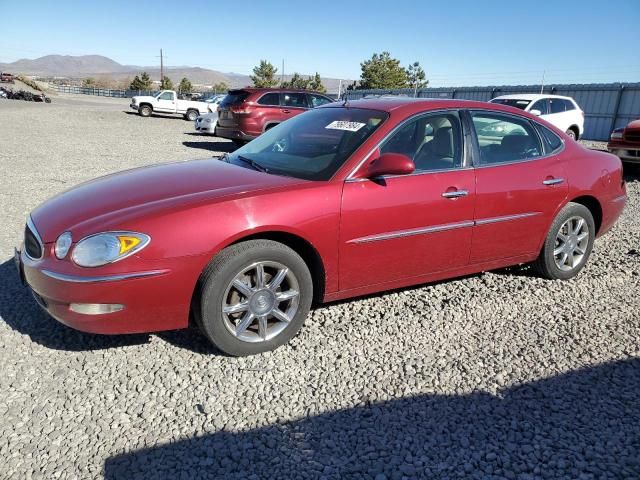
(55, 231), (73, 259)
(611, 128), (624, 140)
(72, 232), (150, 267)
(205, 118), (212, 123)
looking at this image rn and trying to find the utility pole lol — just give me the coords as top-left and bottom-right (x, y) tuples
(160, 48), (164, 83)
(281, 59), (284, 86)
(540, 69), (545, 94)
(337, 79), (342, 99)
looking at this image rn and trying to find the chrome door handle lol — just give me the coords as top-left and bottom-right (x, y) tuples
(442, 190), (469, 199)
(543, 178), (564, 185)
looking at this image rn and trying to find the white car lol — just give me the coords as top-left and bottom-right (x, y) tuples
(194, 111), (218, 135)
(130, 90), (213, 121)
(489, 94), (584, 140)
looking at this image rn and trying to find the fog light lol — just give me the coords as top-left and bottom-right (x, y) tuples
(69, 303), (124, 315)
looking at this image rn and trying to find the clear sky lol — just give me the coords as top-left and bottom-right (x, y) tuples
(1, 0), (639, 86)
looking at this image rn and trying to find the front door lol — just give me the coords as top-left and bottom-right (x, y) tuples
(339, 111), (476, 291)
(156, 91), (176, 113)
(468, 110), (568, 263)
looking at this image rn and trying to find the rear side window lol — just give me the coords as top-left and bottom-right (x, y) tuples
(219, 90), (250, 108)
(537, 124), (564, 153)
(563, 99), (576, 111)
(471, 112), (543, 165)
(549, 98), (566, 114)
(257, 92), (280, 106)
(282, 92), (308, 108)
(308, 94), (332, 107)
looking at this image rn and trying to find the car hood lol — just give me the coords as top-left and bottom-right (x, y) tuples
(132, 95), (155, 102)
(626, 119), (640, 130)
(31, 159), (303, 242)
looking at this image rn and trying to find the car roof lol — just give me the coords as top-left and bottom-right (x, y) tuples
(491, 93), (575, 101)
(319, 97), (539, 116)
(230, 87), (328, 95)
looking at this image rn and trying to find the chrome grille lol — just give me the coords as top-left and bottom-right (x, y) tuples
(24, 218), (43, 259)
(625, 130), (640, 143)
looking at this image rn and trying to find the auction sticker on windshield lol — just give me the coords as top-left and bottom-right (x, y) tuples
(325, 121), (366, 132)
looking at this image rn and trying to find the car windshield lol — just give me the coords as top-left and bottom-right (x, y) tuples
(227, 107), (388, 181)
(490, 98), (531, 110)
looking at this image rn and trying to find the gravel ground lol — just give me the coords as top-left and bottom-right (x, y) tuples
(0, 95), (639, 479)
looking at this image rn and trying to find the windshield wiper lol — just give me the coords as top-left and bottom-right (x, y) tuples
(236, 155), (269, 174)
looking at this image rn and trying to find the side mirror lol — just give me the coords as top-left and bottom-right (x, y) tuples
(530, 109), (542, 116)
(359, 152), (415, 178)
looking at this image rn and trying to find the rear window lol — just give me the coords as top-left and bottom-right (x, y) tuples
(219, 90), (250, 108)
(490, 98), (531, 110)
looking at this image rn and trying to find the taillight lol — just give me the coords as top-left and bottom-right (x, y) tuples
(231, 104), (253, 115)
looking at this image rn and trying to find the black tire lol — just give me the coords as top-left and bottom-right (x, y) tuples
(565, 128), (577, 141)
(231, 139), (247, 147)
(186, 109), (198, 121)
(533, 202), (595, 280)
(139, 104), (152, 117)
(196, 239), (313, 356)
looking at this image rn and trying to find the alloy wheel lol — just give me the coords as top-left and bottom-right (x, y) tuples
(222, 261), (300, 343)
(553, 215), (589, 271)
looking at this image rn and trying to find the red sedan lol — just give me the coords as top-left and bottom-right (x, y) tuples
(16, 99), (626, 356)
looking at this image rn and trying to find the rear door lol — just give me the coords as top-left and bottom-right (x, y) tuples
(542, 97), (569, 132)
(468, 110), (568, 263)
(280, 92), (308, 121)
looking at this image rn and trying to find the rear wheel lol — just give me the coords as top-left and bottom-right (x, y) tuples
(186, 109), (199, 121)
(139, 105), (152, 117)
(565, 128), (577, 140)
(197, 240), (313, 356)
(533, 202), (595, 280)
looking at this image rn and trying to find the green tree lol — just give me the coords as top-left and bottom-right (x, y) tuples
(211, 81), (229, 93)
(160, 75), (173, 90)
(82, 77), (96, 87)
(359, 51), (408, 89)
(250, 60), (278, 88)
(308, 72), (326, 93)
(130, 72), (152, 91)
(178, 77), (192, 93)
(281, 72), (310, 90)
(406, 61), (428, 94)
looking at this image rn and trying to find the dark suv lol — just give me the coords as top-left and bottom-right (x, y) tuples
(216, 88), (333, 144)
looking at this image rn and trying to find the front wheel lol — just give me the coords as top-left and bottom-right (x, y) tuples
(533, 202), (595, 280)
(139, 105), (152, 117)
(196, 240), (313, 356)
(565, 128), (577, 140)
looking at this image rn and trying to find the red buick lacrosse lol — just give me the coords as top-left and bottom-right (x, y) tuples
(16, 98), (626, 356)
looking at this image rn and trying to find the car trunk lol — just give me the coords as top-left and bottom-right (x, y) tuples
(217, 89), (251, 128)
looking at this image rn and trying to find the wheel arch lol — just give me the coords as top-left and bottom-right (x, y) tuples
(569, 195), (602, 234)
(263, 122), (280, 132)
(568, 125), (580, 139)
(139, 102), (153, 111)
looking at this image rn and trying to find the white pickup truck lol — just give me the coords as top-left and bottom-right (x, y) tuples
(130, 90), (212, 121)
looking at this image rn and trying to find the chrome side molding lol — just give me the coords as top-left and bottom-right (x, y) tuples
(41, 269), (169, 283)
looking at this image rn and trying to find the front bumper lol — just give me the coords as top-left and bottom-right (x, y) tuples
(195, 120), (217, 134)
(130, 103), (139, 111)
(608, 147), (640, 164)
(15, 248), (202, 334)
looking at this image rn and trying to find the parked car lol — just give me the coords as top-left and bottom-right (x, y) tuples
(205, 94), (226, 107)
(216, 88), (333, 145)
(16, 98), (626, 356)
(194, 111), (218, 135)
(608, 119), (640, 164)
(490, 94), (584, 140)
(130, 90), (212, 121)
(0, 72), (15, 83)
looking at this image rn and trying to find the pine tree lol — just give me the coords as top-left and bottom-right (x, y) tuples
(308, 72), (326, 93)
(406, 61), (428, 93)
(250, 60), (278, 88)
(178, 77), (192, 93)
(160, 75), (173, 90)
(359, 52), (408, 89)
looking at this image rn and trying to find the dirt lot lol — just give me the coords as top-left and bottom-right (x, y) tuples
(0, 95), (639, 479)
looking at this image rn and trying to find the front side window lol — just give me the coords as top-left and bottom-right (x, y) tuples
(227, 107), (387, 181)
(308, 94), (332, 108)
(257, 92), (280, 106)
(157, 91), (173, 101)
(530, 99), (549, 115)
(549, 98), (566, 114)
(381, 112), (463, 171)
(471, 112), (543, 165)
(282, 92), (308, 108)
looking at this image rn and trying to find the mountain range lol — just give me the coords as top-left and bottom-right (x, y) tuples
(0, 55), (352, 92)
